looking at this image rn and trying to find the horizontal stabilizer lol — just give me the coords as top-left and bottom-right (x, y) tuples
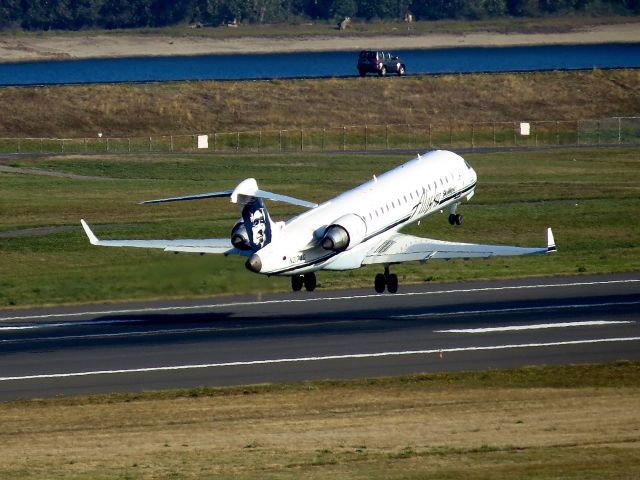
(139, 178), (317, 208)
(140, 190), (233, 204)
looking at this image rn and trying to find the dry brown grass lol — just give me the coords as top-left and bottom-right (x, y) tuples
(1, 366), (639, 479)
(0, 69), (638, 138)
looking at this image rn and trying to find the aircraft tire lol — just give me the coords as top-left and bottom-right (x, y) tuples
(455, 214), (462, 225)
(292, 275), (303, 292)
(374, 273), (386, 293)
(386, 273), (398, 293)
(304, 272), (317, 292)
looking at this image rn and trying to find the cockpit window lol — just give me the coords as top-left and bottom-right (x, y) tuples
(464, 160), (472, 170)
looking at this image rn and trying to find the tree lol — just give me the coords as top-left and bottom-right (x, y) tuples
(330, 0), (357, 18)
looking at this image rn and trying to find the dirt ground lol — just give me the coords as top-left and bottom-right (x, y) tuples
(0, 22), (639, 63)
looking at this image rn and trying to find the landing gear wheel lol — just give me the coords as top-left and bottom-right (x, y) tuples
(374, 273), (386, 293)
(386, 273), (398, 293)
(304, 272), (317, 292)
(448, 213), (462, 225)
(291, 275), (303, 292)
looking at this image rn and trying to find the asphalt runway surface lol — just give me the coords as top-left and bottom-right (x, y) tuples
(1, 272), (639, 401)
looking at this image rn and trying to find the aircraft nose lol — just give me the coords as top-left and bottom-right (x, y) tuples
(245, 253), (262, 273)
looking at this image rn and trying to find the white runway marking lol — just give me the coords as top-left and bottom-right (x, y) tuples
(1, 278), (639, 322)
(435, 320), (634, 333)
(396, 301), (640, 319)
(1, 336), (639, 382)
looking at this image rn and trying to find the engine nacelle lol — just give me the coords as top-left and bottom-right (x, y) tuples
(230, 220), (252, 251)
(321, 214), (367, 252)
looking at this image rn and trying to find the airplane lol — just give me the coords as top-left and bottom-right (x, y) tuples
(81, 150), (556, 294)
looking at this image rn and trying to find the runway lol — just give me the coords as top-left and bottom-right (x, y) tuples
(1, 273), (639, 401)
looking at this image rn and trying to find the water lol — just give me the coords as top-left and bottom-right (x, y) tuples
(0, 43), (638, 86)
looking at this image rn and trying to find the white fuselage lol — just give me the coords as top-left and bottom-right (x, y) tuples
(253, 150), (477, 276)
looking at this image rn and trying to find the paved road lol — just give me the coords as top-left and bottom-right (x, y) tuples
(1, 273), (639, 401)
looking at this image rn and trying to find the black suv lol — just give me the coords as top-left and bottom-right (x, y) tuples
(357, 50), (406, 77)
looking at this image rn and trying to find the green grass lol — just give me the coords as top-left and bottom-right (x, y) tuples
(1, 146), (639, 307)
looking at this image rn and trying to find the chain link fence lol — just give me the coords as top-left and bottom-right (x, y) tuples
(1, 117), (638, 155)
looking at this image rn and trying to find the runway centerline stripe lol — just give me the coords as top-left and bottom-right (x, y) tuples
(1, 336), (639, 382)
(2, 278), (639, 322)
(435, 320), (634, 333)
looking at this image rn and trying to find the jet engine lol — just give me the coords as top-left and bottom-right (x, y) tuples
(230, 220), (252, 251)
(321, 214), (367, 252)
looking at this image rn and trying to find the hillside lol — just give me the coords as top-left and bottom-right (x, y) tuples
(1, 69), (639, 138)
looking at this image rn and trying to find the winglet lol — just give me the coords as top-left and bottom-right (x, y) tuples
(80, 219), (100, 245)
(546, 227), (557, 253)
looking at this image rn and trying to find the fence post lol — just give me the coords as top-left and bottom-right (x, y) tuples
(342, 126), (346, 151)
(128, 138), (131, 153)
(471, 124), (475, 148)
(364, 125), (367, 151)
(280, 130), (283, 152)
(107, 138), (110, 152)
(61, 139), (64, 153)
(300, 129), (304, 152)
(322, 128), (325, 151)
(236, 132), (240, 152)
(556, 121), (560, 145)
(618, 117), (622, 144)
(513, 122), (517, 146)
(170, 135), (174, 152)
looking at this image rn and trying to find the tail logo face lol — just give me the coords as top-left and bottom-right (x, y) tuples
(242, 198), (272, 251)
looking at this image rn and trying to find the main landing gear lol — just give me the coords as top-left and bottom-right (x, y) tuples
(291, 272), (316, 292)
(374, 266), (398, 294)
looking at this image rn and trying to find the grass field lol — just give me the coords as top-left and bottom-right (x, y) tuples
(1, 146), (639, 308)
(1, 362), (639, 479)
(1, 69), (639, 138)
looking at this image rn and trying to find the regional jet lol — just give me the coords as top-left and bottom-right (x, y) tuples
(81, 150), (555, 293)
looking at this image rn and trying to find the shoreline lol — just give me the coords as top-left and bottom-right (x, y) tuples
(1, 22), (639, 63)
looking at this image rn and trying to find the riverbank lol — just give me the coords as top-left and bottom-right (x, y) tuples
(1, 69), (638, 137)
(1, 20), (639, 63)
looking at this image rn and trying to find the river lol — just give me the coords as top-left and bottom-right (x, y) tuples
(0, 43), (638, 86)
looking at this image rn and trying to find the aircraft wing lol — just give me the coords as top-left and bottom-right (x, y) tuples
(362, 228), (556, 265)
(80, 220), (243, 255)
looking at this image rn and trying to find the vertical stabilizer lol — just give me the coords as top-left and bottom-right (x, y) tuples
(242, 198), (273, 251)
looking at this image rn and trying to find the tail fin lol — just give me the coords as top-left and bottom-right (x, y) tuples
(242, 198), (273, 251)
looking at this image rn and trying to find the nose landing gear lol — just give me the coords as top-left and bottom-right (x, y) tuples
(374, 266), (398, 294)
(448, 203), (462, 225)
